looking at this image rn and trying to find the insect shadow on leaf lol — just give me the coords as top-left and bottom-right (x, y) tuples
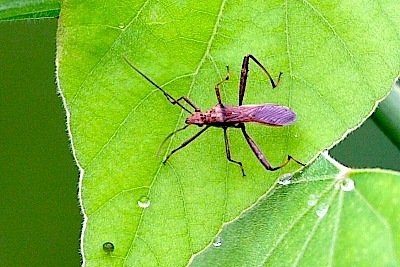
(123, 54), (304, 176)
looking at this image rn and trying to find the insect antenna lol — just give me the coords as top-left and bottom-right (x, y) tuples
(157, 124), (190, 157)
(122, 55), (192, 114)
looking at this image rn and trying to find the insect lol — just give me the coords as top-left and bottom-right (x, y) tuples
(123, 54), (304, 176)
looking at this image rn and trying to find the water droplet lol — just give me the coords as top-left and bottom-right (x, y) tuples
(340, 178), (355, 192)
(119, 25), (125, 29)
(308, 194), (318, 207)
(213, 236), (222, 247)
(138, 196), (150, 208)
(294, 133), (299, 138)
(316, 205), (329, 218)
(278, 173), (293, 185)
(103, 242), (114, 253)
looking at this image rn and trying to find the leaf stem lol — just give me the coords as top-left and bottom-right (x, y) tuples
(372, 80), (400, 150)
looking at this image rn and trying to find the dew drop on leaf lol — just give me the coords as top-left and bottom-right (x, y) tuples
(308, 194), (318, 207)
(103, 242), (114, 253)
(340, 178), (355, 192)
(278, 173), (293, 185)
(213, 236), (222, 247)
(138, 196), (151, 208)
(316, 205), (329, 218)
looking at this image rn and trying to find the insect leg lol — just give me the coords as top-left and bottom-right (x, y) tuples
(286, 155), (305, 167)
(247, 54), (282, 89)
(174, 96), (201, 112)
(239, 55), (249, 106)
(223, 127), (246, 176)
(215, 66), (230, 105)
(239, 54), (283, 106)
(163, 126), (211, 164)
(156, 91), (194, 114)
(157, 124), (190, 157)
(240, 124), (303, 171)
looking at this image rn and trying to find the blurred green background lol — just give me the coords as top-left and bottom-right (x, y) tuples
(0, 19), (399, 266)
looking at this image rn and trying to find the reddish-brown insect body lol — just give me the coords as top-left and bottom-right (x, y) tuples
(124, 54), (304, 176)
(186, 104), (296, 127)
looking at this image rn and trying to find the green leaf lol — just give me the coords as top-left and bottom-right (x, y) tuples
(0, 0), (60, 21)
(56, 0), (400, 265)
(190, 153), (400, 266)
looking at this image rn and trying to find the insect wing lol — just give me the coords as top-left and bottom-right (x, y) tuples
(226, 104), (297, 126)
(247, 104), (296, 125)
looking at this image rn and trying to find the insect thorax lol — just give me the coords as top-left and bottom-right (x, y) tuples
(185, 104), (226, 126)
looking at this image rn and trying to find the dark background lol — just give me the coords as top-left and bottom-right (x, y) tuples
(0, 19), (399, 266)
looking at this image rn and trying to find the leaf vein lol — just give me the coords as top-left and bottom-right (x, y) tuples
(292, 188), (339, 266)
(261, 180), (337, 264)
(328, 189), (344, 267)
(71, 0), (150, 103)
(169, 163), (194, 254)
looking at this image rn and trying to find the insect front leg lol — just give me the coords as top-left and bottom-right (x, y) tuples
(161, 94), (199, 113)
(171, 96), (201, 112)
(240, 124), (304, 171)
(163, 126), (211, 163)
(223, 127), (246, 176)
(239, 54), (282, 106)
(215, 66), (230, 105)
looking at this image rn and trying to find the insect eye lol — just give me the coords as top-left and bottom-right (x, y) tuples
(197, 124), (203, 127)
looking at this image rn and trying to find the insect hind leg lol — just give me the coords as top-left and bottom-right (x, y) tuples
(247, 54), (282, 88)
(269, 155), (305, 171)
(240, 124), (304, 171)
(239, 54), (282, 106)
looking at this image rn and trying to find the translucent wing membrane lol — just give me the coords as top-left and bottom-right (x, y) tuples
(225, 104), (297, 126)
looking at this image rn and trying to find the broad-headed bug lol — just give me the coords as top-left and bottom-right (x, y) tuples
(123, 54), (304, 176)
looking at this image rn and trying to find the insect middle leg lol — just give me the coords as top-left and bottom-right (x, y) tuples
(215, 66), (230, 105)
(239, 54), (283, 106)
(240, 124), (304, 171)
(223, 127), (246, 176)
